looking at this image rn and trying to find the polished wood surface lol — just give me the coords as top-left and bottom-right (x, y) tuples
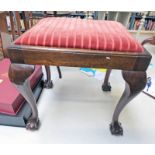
(8, 44), (151, 71)
(110, 70), (146, 135)
(8, 63), (35, 85)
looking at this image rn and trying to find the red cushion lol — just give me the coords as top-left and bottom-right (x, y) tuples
(15, 17), (143, 53)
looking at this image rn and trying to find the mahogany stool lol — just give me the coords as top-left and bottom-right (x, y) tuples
(7, 17), (152, 136)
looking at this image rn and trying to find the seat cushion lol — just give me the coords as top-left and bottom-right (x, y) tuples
(15, 17), (143, 53)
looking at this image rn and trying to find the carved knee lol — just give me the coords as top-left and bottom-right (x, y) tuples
(8, 64), (35, 85)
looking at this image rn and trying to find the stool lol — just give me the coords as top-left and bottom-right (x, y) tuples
(7, 17), (152, 135)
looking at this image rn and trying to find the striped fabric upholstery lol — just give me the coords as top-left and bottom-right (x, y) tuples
(15, 17), (143, 53)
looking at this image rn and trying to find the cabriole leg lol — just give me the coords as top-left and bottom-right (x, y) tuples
(110, 71), (146, 136)
(8, 63), (39, 130)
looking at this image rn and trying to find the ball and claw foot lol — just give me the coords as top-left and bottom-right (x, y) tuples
(26, 118), (40, 130)
(44, 80), (53, 89)
(110, 122), (123, 136)
(102, 83), (111, 91)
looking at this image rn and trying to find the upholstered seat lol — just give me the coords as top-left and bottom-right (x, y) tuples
(15, 17), (143, 53)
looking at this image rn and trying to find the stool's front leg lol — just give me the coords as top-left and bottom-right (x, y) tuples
(9, 64), (39, 130)
(110, 70), (146, 136)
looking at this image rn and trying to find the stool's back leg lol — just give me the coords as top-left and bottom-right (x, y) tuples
(44, 66), (62, 88)
(102, 69), (112, 91)
(110, 70), (146, 136)
(57, 66), (62, 79)
(8, 64), (39, 130)
(44, 65), (53, 88)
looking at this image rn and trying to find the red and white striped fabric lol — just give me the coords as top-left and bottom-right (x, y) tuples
(15, 17), (143, 53)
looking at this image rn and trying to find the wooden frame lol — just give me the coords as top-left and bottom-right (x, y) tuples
(8, 44), (151, 71)
(7, 42), (152, 136)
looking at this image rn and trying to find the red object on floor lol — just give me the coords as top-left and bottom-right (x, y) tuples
(0, 58), (42, 115)
(15, 17), (143, 53)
